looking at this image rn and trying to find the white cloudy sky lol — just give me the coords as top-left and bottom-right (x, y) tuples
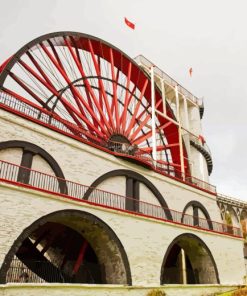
(0, 0), (247, 200)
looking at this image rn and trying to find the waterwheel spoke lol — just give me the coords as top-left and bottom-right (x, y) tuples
(65, 37), (111, 134)
(88, 39), (115, 129)
(125, 79), (148, 135)
(109, 48), (120, 129)
(40, 41), (109, 137)
(133, 121), (173, 145)
(120, 61), (132, 131)
(0, 33), (184, 175)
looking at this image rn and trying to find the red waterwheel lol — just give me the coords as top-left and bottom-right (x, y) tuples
(0, 32), (188, 175)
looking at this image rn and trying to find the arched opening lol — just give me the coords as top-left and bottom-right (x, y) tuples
(0, 210), (132, 285)
(84, 169), (172, 220)
(181, 201), (213, 230)
(161, 233), (219, 284)
(241, 210), (247, 240)
(0, 140), (67, 194)
(223, 206), (239, 234)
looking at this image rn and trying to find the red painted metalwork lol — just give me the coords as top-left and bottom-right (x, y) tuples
(16, 58), (102, 137)
(9, 72), (47, 108)
(40, 42), (108, 136)
(64, 37), (111, 133)
(0, 90), (215, 194)
(72, 241), (88, 275)
(133, 121), (173, 145)
(0, 32), (189, 177)
(139, 144), (179, 153)
(0, 160), (238, 237)
(0, 89), (103, 144)
(125, 79), (148, 136)
(109, 48), (120, 129)
(87, 39), (115, 128)
(0, 56), (12, 74)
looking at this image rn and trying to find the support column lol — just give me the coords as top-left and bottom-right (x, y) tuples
(125, 178), (139, 211)
(183, 96), (190, 131)
(183, 96), (192, 174)
(193, 206), (199, 227)
(17, 149), (34, 184)
(181, 248), (187, 284)
(175, 85), (185, 180)
(160, 78), (166, 115)
(150, 66), (157, 166)
(126, 177), (134, 211)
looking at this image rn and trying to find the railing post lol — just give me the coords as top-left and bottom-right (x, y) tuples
(0, 159), (238, 237)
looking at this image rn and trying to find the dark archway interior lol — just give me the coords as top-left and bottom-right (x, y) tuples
(3, 210), (132, 285)
(7, 222), (102, 284)
(161, 234), (219, 285)
(163, 243), (196, 284)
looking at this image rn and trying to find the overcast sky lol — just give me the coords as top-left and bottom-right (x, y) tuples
(0, 0), (247, 200)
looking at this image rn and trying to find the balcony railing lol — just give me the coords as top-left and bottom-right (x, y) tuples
(6, 257), (99, 283)
(0, 159), (241, 237)
(7, 259), (57, 283)
(0, 91), (216, 195)
(217, 193), (247, 208)
(134, 54), (201, 106)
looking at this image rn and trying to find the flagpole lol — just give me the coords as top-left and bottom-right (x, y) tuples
(150, 65), (157, 166)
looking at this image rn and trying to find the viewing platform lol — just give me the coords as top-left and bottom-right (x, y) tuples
(0, 159), (240, 237)
(0, 91), (216, 195)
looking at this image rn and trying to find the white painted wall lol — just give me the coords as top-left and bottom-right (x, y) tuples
(31, 155), (55, 176)
(0, 148), (22, 165)
(139, 183), (161, 206)
(0, 108), (245, 286)
(0, 110), (221, 223)
(0, 183), (245, 286)
(93, 176), (126, 197)
(0, 284), (242, 296)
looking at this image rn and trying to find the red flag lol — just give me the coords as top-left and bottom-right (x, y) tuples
(124, 17), (135, 30)
(189, 67), (193, 77)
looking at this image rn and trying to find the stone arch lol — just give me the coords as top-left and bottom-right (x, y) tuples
(160, 233), (219, 284)
(0, 209), (132, 285)
(225, 206), (240, 227)
(0, 140), (67, 193)
(181, 200), (213, 230)
(240, 210), (247, 239)
(218, 202), (225, 220)
(240, 210), (247, 221)
(84, 169), (172, 220)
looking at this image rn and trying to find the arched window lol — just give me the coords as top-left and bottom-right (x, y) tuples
(84, 169), (172, 220)
(0, 140), (66, 193)
(160, 233), (219, 284)
(240, 210), (247, 239)
(181, 201), (213, 230)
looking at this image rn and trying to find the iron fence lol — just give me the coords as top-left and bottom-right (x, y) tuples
(6, 259), (59, 283)
(0, 159), (241, 237)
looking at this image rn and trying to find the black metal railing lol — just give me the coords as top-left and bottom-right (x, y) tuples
(0, 159), (241, 237)
(0, 91), (216, 194)
(6, 259), (57, 283)
(6, 258), (101, 284)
